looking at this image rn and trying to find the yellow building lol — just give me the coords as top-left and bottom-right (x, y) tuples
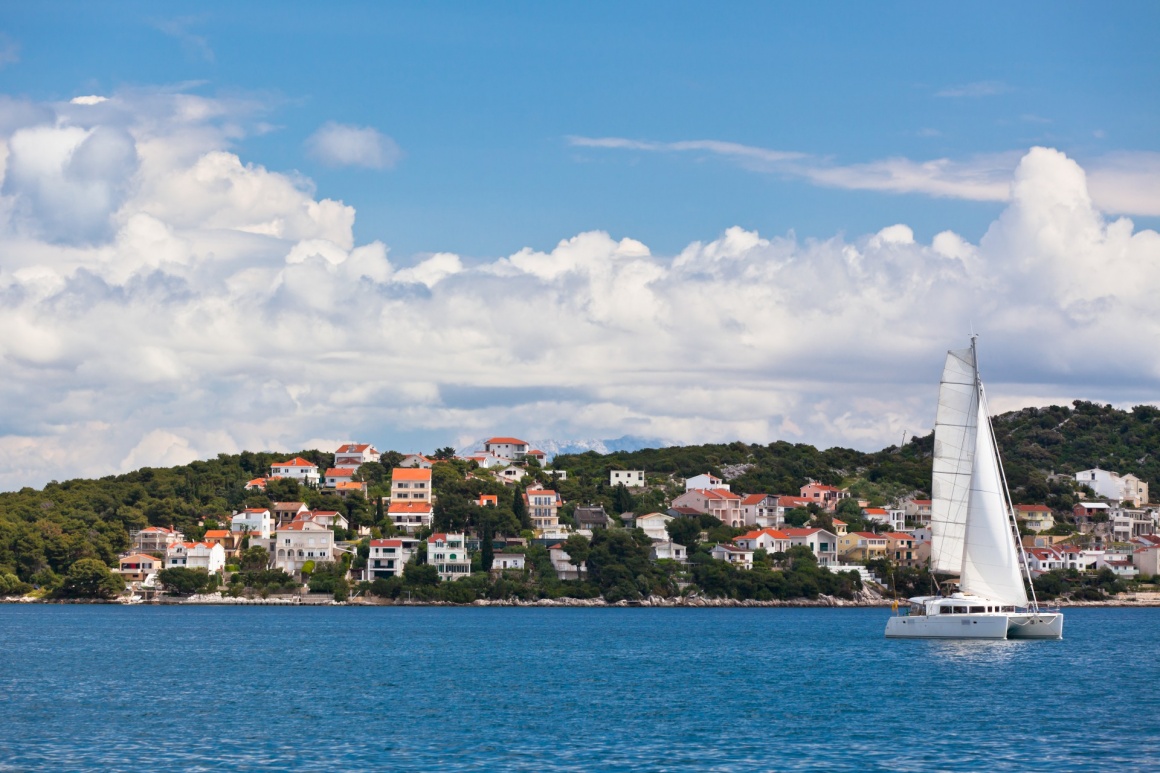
(838, 531), (888, 562)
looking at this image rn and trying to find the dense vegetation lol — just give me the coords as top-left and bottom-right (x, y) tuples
(0, 400), (1155, 599)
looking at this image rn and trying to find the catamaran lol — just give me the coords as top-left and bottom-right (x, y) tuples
(885, 338), (1063, 640)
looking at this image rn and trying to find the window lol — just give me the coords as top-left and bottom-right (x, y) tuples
(969, 606), (984, 613)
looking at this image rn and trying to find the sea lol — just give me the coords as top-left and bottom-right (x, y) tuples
(0, 605), (1157, 772)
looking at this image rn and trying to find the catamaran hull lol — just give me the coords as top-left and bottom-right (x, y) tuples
(885, 612), (1063, 640)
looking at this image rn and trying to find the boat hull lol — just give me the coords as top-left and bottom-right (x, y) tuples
(885, 611), (1064, 640)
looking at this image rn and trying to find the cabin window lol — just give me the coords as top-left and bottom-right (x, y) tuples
(969, 606), (984, 613)
(953, 606), (967, 614)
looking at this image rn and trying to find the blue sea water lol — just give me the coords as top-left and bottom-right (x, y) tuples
(0, 606), (1157, 771)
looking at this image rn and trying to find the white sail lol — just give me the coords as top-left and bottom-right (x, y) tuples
(959, 399), (1030, 607)
(929, 346), (978, 573)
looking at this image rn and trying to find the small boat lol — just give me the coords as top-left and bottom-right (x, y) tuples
(885, 338), (1063, 640)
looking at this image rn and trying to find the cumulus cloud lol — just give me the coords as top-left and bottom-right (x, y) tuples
(0, 90), (1158, 489)
(306, 122), (401, 169)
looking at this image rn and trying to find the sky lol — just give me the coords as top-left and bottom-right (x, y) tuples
(0, 1), (1158, 488)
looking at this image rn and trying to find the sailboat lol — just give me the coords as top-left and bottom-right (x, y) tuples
(885, 338), (1064, 640)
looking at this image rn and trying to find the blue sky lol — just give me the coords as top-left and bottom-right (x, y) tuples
(1, 2), (1159, 486)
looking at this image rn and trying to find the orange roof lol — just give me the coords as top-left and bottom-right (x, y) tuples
(832, 518), (846, 525)
(741, 494), (768, 505)
(245, 477), (267, 486)
(1015, 504), (1052, 512)
(335, 481), (366, 490)
(371, 539), (403, 547)
(392, 468), (432, 481)
(863, 508), (888, 514)
(325, 468), (357, 477)
(736, 528), (789, 541)
(427, 533), (450, 543)
(526, 449), (546, 455)
(242, 508), (269, 514)
(700, 489), (740, 500)
(273, 502), (305, 509)
(486, 437), (528, 445)
(912, 499), (932, 505)
(853, 531), (883, 539)
(336, 443), (372, 453)
(388, 502), (433, 513)
(140, 526), (178, 534)
(526, 490), (558, 498)
(275, 457), (316, 467)
(884, 532), (914, 540)
(782, 527), (822, 536)
(203, 530), (229, 539)
(119, 554), (159, 564)
(777, 496), (811, 507)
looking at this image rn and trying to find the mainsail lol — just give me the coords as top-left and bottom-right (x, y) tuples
(929, 346), (978, 573)
(959, 398), (1030, 606)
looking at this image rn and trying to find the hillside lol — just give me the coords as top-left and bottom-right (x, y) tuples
(0, 400), (1156, 588)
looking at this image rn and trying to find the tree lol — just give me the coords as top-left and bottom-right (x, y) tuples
(785, 508), (812, 528)
(481, 515), (495, 572)
(562, 534), (591, 568)
(612, 484), (634, 514)
(405, 563), (440, 586)
(239, 545), (269, 571)
(433, 447), (457, 460)
(512, 486), (530, 530)
(157, 567), (214, 596)
(58, 558), (124, 599)
(666, 517), (701, 549)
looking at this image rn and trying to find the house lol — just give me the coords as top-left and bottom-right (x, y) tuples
(636, 512), (673, 541)
(265, 519), (335, 576)
(1075, 468), (1149, 506)
(1055, 544), (1099, 572)
(491, 553), (526, 572)
(543, 468), (568, 481)
(1133, 546), (1160, 577)
(165, 542), (226, 574)
(525, 449), (548, 464)
(427, 533), (470, 581)
(904, 498), (933, 524)
(710, 543), (754, 570)
(496, 465), (528, 484)
(650, 541), (687, 563)
(333, 480), (368, 497)
(800, 481), (850, 511)
(334, 443), (381, 468)
(387, 502), (434, 534)
(831, 518), (848, 536)
(838, 532), (889, 562)
(118, 554), (163, 583)
(685, 473), (730, 492)
(365, 538), (417, 580)
(477, 494), (499, 507)
(272, 502), (310, 526)
(459, 451), (508, 469)
(244, 477), (268, 491)
(671, 489), (744, 527)
(1097, 550), (1139, 578)
(667, 506), (703, 519)
(483, 437), (530, 460)
(132, 526), (184, 554)
(270, 457), (320, 485)
(391, 468), (432, 503)
(548, 543), (586, 580)
(782, 528), (839, 566)
(324, 467), (358, 488)
(202, 530), (234, 551)
(609, 470), (646, 488)
(575, 506), (612, 530)
(734, 528), (790, 554)
(742, 494), (781, 528)
(1014, 505), (1055, 533)
(525, 490), (562, 532)
(231, 508), (273, 538)
(863, 508), (906, 531)
(884, 532), (920, 567)
(307, 510), (349, 530)
(1073, 502), (1110, 532)
(1024, 547), (1065, 576)
(399, 453), (434, 469)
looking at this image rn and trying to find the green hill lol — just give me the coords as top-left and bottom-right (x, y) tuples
(0, 400), (1156, 588)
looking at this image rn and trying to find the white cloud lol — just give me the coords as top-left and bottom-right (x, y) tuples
(306, 121), (401, 169)
(0, 91), (1158, 489)
(153, 17), (215, 63)
(935, 80), (1012, 98)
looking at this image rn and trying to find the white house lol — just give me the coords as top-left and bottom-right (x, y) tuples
(272, 501), (310, 525)
(334, 443), (380, 468)
(549, 543), (586, 580)
(267, 519), (335, 576)
(734, 528), (790, 554)
(270, 457), (320, 485)
(483, 437), (530, 460)
(164, 542), (226, 574)
(324, 468), (358, 488)
(496, 465), (528, 485)
(863, 508), (906, 531)
(387, 502), (434, 533)
(636, 512), (673, 541)
(741, 494), (782, 528)
(399, 454), (434, 469)
(306, 510), (349, 530)
(391, 468), (432, 502)
(491, 553), (526, 571)
(459, 451), (508, 469)
(1024, 547), (1065, 575)
(525, 489), (562, 532)
(609, 470), (646, 488)
(365, 538), (417, 580)
(427, 533), (471, 581)
(1075, 467), (1150, 506)
(231, 508), (274, 538)
(903, 498), (933, 524)
(1133, 546), (1160, 577)
(685, 473), (730, 492)
(650, 541), (687, 563)
(710, 543), (754, 570)
(782, 528), (839, 566)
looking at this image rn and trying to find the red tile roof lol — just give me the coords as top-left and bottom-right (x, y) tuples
(388, 502), (433, 513)
(1015, 504), (1052, 512)
(275, 457), (316, 468)
(392, 468), (432, 481)
(325, 468), (357, 478)
(486, 437), (528, 445)
(371, 539), (403, 547)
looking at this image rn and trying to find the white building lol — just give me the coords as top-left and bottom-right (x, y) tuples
(259, 519), (335, 576)
(636, 512), (673, 541)
(459, 452), (508, 469)
(483, 437), (530, 460)
(496, 466), (528, 485)
(132, 526), (185, 554)
(231, 508), (274, 538)
(270, 457), (320, 485)
(1075, 468), (1149, 506)
(306, 510), (349, 530)
(609, 470), (646, 488)
(164, 542), (226, 574)
(734, 528), (790, 554)
(334, 443), (380, 468)
(399, 454), (434, 469)
(710, 543), (754, 570)
(548, 543), (586, 580)
(272, 502), (310, 525)
(391, 468), (432, 503)
(685, 473), (730, 492)
(324, 468), (357, 488)
(491, 553), (526, 571)
(525, 489), (561, 532)
(427, 533), (471, 581)
(387, 502), (434, 534)
(782, 528), (839, 566)
(366, 538), (418, 580)
(650, 541), (687, 563)
(741, 494), (781, 528)
(671, 489), (743, 527)
(863, 508), (906, 531)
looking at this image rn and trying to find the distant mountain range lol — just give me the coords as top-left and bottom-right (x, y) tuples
(459, 435), (668, 462)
